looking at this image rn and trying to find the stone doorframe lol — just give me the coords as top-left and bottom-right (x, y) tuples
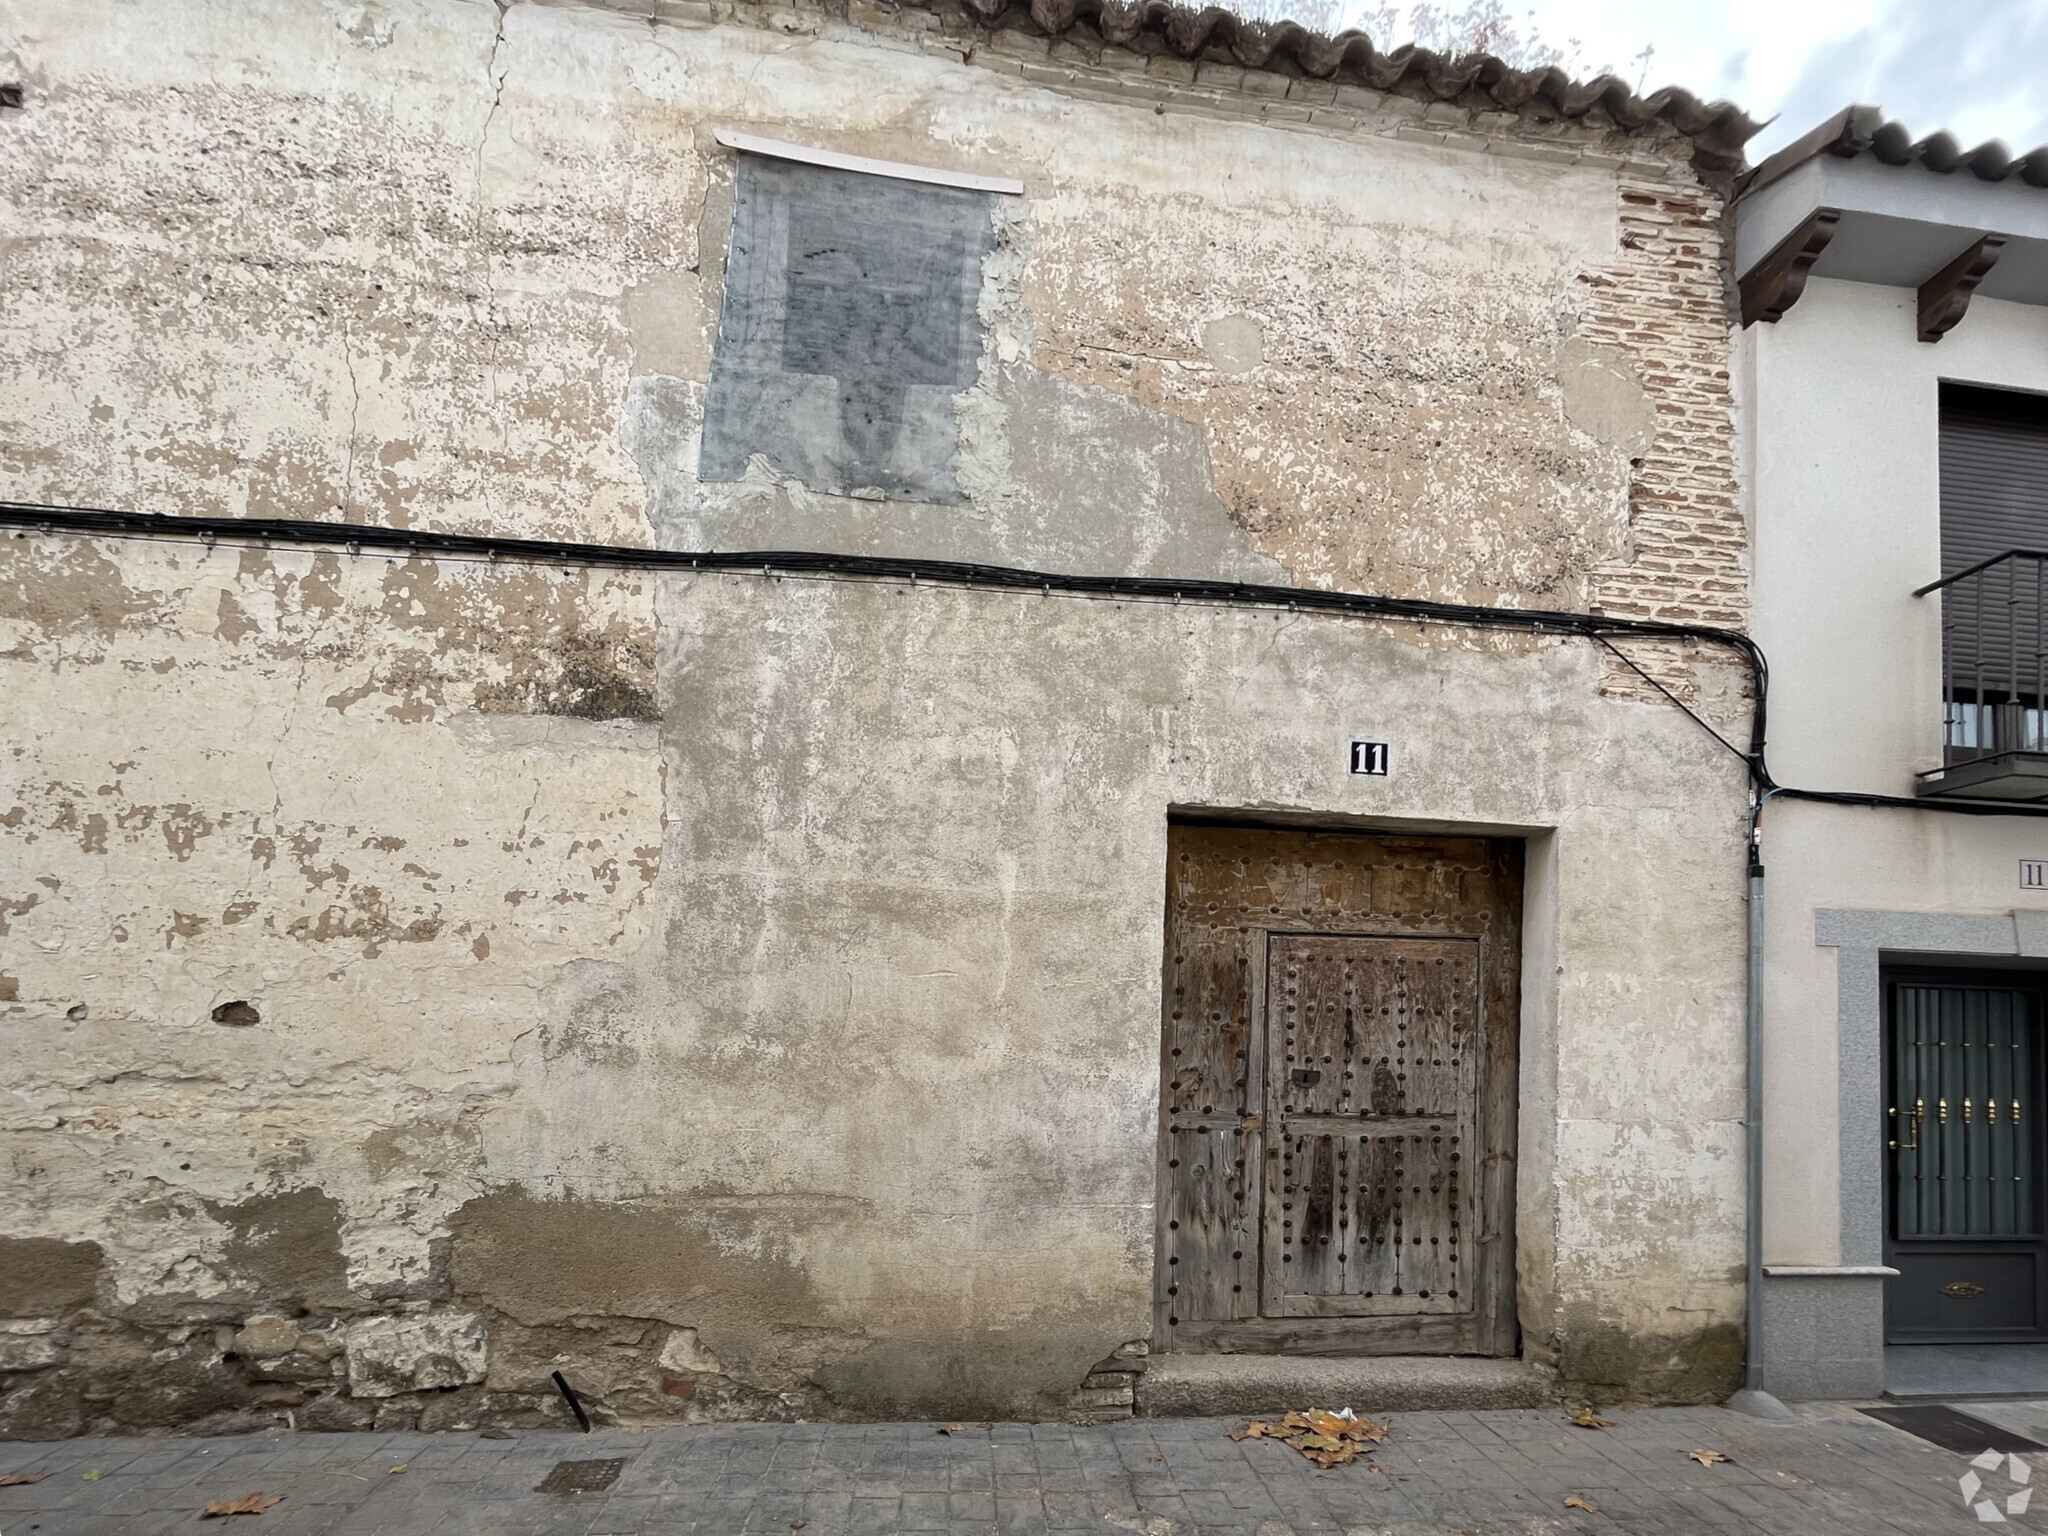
(1761, 908), (2048, 1401)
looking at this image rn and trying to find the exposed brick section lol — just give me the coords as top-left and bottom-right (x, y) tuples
(1594, 640), (1754, 747)
(1067, 1339), (1147, 1424)
(1582, 174), (1747, 632)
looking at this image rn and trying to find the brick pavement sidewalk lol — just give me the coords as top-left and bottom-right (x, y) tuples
(0, 1403), (2014, 1535)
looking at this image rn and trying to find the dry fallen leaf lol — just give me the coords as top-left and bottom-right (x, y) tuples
(936, 1424), (965, 1436)
(1565, 1495), (1598, 1512)
(0, 1472), (49, 1486)
(1311, 1409), (1385, 1444)
(1232, 1408), (1388, 1467)
(387, 1464), (407, 1475)
(479, 1428), (513, 1441)
(201, 1492), (283, 1518)
(1567, 1407), (1614, 1429)
(1688, 1448), (1730, 1466)
(791, 1524), (806, 1531)
(978, 1422), (993, 1430)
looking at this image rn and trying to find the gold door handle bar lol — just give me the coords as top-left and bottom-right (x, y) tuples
(1891, 1100), (1924, 1152)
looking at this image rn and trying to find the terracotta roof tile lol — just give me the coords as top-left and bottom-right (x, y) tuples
(883, 0), (1763, 171)
(1741, 104), (2048, 197)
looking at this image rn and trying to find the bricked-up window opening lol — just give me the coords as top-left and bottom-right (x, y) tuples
(701, 153), (998, 503)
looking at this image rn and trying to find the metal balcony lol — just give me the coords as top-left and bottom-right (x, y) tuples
(1916, 549), (2048, 803)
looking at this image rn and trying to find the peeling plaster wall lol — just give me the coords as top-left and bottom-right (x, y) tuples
(1, 0), (1751, 1434)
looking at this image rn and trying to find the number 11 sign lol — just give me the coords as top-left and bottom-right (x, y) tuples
(1350, 740), (1391, 777)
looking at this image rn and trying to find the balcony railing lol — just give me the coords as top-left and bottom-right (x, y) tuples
(1917, 549), (2048, 802)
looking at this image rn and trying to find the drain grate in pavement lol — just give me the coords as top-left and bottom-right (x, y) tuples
(1861, 1405), (2048, 1454)
(535, 1458), (625, 1495)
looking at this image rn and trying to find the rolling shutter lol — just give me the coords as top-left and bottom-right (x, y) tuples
(1942, 384), (2048, 571)
(1939, 385), (2048, 696)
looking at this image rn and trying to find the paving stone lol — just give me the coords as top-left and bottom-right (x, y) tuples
(0, 1406), (2017, 1533)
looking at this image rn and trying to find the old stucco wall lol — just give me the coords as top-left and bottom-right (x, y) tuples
(1, 0), (1750, 1434)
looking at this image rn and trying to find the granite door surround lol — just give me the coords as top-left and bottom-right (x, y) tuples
(1819, 906), (2048, 1273)
(1757, 907), (2048, 1400)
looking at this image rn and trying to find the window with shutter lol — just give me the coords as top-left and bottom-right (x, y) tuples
(1936, 386), (2048, 769)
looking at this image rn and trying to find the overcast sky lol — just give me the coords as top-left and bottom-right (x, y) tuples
(1508, 0), (2048, 159)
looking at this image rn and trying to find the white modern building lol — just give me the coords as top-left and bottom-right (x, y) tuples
(1738, 106), (2048, 1400)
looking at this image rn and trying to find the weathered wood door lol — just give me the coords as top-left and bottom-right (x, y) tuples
(1155, 824), (1521, 1356)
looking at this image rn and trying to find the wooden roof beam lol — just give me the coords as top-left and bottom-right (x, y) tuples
(1917, 235), (2007, 342)
(1739, 207), (1842, 327)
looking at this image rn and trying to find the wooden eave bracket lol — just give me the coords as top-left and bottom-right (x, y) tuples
(1918, 234), (2007, 342)
(1739, 207), (1843, 327)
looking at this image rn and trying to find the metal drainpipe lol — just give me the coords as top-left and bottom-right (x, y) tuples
(1745, 835), (1766, 1395)
(1734, 795), (1792, 1419)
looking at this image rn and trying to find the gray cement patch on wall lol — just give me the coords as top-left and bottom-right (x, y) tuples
(624, 364), (1287, 581)
(701, 155), (997, 502)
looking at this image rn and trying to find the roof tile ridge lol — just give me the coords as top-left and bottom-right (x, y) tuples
(756, 0), (1763, 166)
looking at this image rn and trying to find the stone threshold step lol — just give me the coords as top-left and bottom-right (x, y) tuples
(1137, 1353), (1552, 1416)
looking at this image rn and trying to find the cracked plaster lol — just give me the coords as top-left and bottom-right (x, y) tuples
(0, 0), (1753, 1431)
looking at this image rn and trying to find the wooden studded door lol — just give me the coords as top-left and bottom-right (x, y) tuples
(1155, 823), (1522, 1356)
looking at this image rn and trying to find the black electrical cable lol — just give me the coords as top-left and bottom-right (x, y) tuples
(1584, 628), (1756, 775)
(5, 499), (2046, 820)
(1771, 786), (2042, 818)
(0, 497), (1774, 765)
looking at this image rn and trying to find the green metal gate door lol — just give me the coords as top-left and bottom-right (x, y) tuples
(1885, 974), (2048, 1342)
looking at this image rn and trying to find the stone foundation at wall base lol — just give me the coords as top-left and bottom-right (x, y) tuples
(0, 1308), (829, 1440)
(1758, 1270), (1891, 1401)
(1552, 1320), (1747, 1406)
(0, 1309), (1156, 1439)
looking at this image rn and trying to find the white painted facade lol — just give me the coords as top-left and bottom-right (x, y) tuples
(1740, 144), (2048, 1398)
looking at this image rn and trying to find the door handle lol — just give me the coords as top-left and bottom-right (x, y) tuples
(1890, 1099), (1923, 1152)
